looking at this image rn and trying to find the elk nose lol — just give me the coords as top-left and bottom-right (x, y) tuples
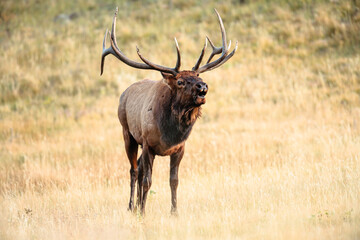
(196, 82), (208, 94)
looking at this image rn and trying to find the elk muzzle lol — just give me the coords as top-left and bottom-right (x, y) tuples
(194, 82), (208, 105)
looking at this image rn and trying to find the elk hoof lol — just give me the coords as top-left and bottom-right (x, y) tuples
(170, 209), (178, 217)
(128, 203), (136, 212)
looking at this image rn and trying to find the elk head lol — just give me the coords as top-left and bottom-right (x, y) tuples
(101, 8), (237, 107)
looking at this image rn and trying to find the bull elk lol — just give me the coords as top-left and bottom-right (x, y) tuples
(101, 7), (237, 215)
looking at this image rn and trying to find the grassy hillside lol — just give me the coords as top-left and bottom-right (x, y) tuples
(1, 0), (360, 239)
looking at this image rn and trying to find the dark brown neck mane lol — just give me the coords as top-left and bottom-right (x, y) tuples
(157, 89), (201, 147)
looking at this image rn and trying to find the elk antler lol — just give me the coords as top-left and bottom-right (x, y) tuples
(136, 38), (181, 75)
(192, 38), (208, 72)
(192, 9), (237, 73)
(101, 7), (181, 76)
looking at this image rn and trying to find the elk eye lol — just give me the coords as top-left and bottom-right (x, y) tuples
(177, 80), (185, 86)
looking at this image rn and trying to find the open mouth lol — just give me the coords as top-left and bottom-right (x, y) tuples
(194, 89), (207, 105)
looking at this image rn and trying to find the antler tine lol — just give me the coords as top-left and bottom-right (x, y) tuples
(100, 29), (110, 75)
(135, 38), (182, 76)
(196, 9), (237, 74)
(206, 36), (222, 64)
(136, 46), (179, 76)
(214, 9), (227, 51)
(101, 7), (152, 74)
(174, 38), (181, 72)
(207, 41), (238, 71)
(192, 38), (208, 71)
(101, 7), (181, 76)
(101, 28), (128, 75)
(101, 26), (143, 75)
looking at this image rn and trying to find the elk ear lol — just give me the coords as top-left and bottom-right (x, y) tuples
(161, 72), (176, 89)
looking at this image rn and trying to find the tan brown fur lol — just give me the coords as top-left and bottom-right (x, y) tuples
(118, 71), (208, 214)
(118, 71), (203, 156)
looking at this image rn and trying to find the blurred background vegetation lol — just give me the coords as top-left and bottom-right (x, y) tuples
(0, 0), (359, 104)
(1, 0), (360, 187)
(1, 1), (360, 239)
(1, 0), (360, 182)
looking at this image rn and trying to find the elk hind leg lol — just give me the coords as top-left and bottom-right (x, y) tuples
(140, 143), (155, 215)
(123, 128), (138, 212)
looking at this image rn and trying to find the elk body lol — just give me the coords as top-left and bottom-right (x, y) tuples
(101, 8), (237, 215)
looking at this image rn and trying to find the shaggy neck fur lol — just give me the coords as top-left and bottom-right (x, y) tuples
(158, 93), (202, 147)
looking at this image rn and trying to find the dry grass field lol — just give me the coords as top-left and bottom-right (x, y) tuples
(1, 0), (360, 239)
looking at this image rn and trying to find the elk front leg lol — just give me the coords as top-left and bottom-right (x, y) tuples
(140, 143), (155, 215)
(169, 145), (184, 215)
(123, 129), (138, 212)
(136, 154), (143, 209)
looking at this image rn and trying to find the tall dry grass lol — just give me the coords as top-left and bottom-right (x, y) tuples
(1, 0), (360, 239)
